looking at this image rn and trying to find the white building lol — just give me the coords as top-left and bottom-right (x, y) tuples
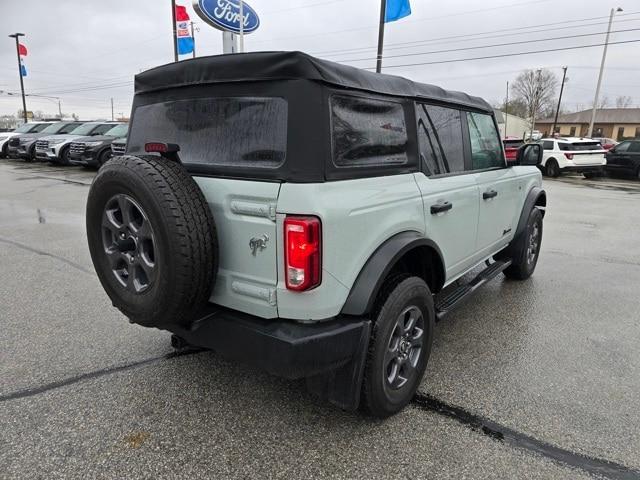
(494, 110), (530, 139)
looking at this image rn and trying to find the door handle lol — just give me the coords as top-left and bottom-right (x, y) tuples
(430, 201), (453, 214)
(483, 189), (498, 200)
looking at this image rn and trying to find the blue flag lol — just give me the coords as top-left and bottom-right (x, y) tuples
(385, 0), (411, 22)
(20, 63), (27, 77)
(177, 37), (194, 55)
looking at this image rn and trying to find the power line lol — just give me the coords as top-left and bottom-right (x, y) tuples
(249, 0), (559, 46)
(311, 13), (640, 58)
(333, 27), (640, 64)
(363, 38), (640, 70)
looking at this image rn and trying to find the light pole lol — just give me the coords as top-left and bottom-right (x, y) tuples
(587, 7), (622, 138)
(8, 33), (27, 123)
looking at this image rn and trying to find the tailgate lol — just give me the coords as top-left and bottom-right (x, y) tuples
(194, 177), (281, 319)
(571, 151), (606, 165)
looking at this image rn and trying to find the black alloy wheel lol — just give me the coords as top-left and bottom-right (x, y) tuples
(102, 194), (156, 294)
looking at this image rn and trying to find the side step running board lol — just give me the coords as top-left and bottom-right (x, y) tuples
(435, 259), (512, 321)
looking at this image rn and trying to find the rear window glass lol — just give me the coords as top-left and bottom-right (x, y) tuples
(558, 142), (602, 151)
(331, 95), (408, 167)
(128, 97), (287, 168)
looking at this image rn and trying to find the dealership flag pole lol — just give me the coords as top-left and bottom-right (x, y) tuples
(239, 0), (245, 52)
(376, 0), (387, 73)
(171, 0), (179, 62)
(8, 33), (27, 123)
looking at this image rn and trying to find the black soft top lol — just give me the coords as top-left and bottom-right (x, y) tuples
(134, 51), (492, 112)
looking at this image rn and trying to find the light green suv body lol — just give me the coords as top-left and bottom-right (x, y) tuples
(87, 52), (546, 416)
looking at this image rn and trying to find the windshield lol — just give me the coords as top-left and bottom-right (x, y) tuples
(558, 142), (602, 151)
(103, 124), (128, 137)
(15, 123), (50, 133)
(69, 123), (99, 136)
(40, 122), (69, 134)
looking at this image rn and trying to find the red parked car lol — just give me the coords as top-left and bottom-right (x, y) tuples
(593, 137), (617, 150)
(503, 138), (524, 162)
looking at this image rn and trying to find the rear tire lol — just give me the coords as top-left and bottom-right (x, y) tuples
(361, 276), (434, 418)
(545, 159), (560, 178)
(86, 155), (218, 328)
(503, 208), (543, 280)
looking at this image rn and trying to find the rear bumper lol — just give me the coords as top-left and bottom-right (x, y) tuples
(561, 165), (604, 173)
(168, 305), (370, 410)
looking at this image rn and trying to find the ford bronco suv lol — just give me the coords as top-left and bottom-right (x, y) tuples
(86, 52), (545, 417)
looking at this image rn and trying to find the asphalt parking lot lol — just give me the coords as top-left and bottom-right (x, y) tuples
(1, 159), (639, 479)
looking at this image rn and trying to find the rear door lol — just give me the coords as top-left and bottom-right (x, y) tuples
(465, 111), (520, 256)
(414, 103), (480, 282)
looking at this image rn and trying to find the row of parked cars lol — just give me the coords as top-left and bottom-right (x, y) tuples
(0, 120), (128, 168)
(503, 136), (640, 180)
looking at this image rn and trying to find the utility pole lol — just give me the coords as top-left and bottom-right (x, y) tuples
(588, 7), (622, 138)
(58, 99), (62, 118)
(171, 0), (178, 62)
(190, 22), (197, 58)
(376, 0), (387, 73)
(111, 98), (114, 121)
(8, 33), (27, 123)
(505, 81), (509, 137)
(552, 66), (567, 137)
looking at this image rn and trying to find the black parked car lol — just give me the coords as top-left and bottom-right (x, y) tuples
(8, 121), (83, 161)
(605, 140), (640, 179)
(68, 123), (128, 168)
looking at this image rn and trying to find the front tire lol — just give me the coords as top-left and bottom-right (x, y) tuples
(58, 146), (71, 165)
(361, 276), (435, 418)
(545, 159), (560, 178)
(503, 208), (543, 280)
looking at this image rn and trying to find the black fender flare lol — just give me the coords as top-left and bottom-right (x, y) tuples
(340, 231), (445, 317)
(501, 186), (546, 260)
(515, 186), (546, 238)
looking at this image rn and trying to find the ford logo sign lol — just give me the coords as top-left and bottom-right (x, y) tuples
(193, 0), (260, 34)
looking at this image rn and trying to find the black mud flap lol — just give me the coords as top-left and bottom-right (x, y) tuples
(168, 306), (371, 411)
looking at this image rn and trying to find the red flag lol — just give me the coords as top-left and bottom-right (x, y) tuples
(18, 43), (28, 56)
(175, 5), (189, 21)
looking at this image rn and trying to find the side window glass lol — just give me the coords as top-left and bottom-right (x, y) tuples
(615, 142), (630, 153)
(466, 112), (504, 170)
(543, 140), (554, 150)
(331, 95), (408, 167)
(629, 142), (640, 153)
(423, 105), (464, 173)
(416, 104), (445, 176)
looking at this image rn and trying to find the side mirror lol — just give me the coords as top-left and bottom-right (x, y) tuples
(515, 143), (542, 166)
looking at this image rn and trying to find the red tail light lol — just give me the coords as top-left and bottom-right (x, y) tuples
(284, 216), (321, 291)
(564, 153), (574, 160)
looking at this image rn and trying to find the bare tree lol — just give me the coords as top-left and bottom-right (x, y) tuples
(511, 69), (558, 130)
(615, 95), (633, 108)
(597, 95), (610, 109)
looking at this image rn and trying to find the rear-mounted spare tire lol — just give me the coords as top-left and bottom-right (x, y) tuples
(86, 155), (218, 328)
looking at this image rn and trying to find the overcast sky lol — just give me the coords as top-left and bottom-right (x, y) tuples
(1, 0), (639, 120)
